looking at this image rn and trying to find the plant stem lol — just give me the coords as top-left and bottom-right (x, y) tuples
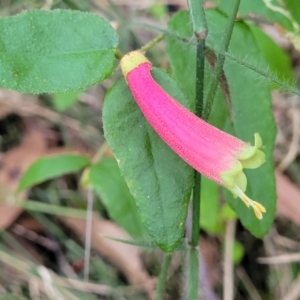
(140, 33), (164, 53)
(188, 247), (200, 299)
(154, 254), (172, 300)
(187, 0), (208, 38)
(187, 0), (207, 299)
(191, 39), (206, 249)
(203, 0), (241, 121)
(215, 49), (300, 97)
(187, 0), (207, 251)
(191, 173), (202, 246)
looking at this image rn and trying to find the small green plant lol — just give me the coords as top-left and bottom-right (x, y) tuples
(1, 0), (299, 298)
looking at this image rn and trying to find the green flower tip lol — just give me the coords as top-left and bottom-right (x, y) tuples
(238, 133), (266, 169)
(220, 133), (266, 220)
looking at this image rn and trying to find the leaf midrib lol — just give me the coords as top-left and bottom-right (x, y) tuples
(0, 48), (115, 56)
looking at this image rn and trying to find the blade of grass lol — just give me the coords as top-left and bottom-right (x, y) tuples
(21, 200), (86, 218)
(0, 231), (38, 263)
(31, 212), (85, 258)
(154, 254), (172, 300)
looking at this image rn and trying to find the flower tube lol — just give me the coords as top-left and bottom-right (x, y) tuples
(120, 51), (266, 219)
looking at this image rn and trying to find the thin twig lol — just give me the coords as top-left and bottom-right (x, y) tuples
(258, 252), (300, 264)
(274, 235), (300, 250)
(263, 233), (291, 297)
(236, 267), (262, 300)
(84, 188), (94, 281)
(277, 107), (300, 170)
(140, 33), (164, 53)
(283, 272), (300, 300)
(223, 220), (236, 300)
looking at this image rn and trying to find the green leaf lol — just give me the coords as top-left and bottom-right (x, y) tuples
(166, 10), (276, 237)
(149, 3), (167, 19)
(206, 9), (277, 237)
(215, 0), (294, 30)
(18, 153), (90, 191)
(89, 157), (146, 239)
(166, 11), (229, 128)
(103, 69), (194, 252)
(223, 63), (276, 237)
(248, 24), (293, 83)
(166, 14), (196, 108)
(233, 240), (244, 264)
(220, 203), (237, 220)
(200, 177), (222, 234)
(222, 236), (245, 265)
(0, 10), (118, 94)
(53, 89), (82, 111)
(285, 0), (300, 26)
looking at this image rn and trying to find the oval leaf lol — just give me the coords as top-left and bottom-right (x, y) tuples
(200, 177), (223, 234)
(89, 157), (146, 239)
(215, 0), (294, 31)
(103, 69), (194, 252)
(208, 9), (277, 237)
(0, 10), (118, 93)
(53, 89), (83, 111)
(167, 10), (276, 237)
(18, 153), (90, 191)
(248, 24), (293, 83)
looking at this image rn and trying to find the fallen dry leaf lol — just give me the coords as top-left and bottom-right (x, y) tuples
(0, 130), (49, 229)
(62, 214), (155, 298)
(276, 170), (300, 225)
(200, 238), (220, 288)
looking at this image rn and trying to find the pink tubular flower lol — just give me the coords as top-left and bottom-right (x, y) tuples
(120, 51), (266, 219)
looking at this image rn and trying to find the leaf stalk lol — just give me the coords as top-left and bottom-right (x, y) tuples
(203, 0), (241, 120)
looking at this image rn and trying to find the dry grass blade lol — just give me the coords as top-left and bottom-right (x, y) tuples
(258, 252), (300, 264)
(277, 107), (300, 171)
(0, 246), (143, 297)
(283, 273), (300, 300)
(236, 267), (262, 300)
(263, 232), (292, 298)
(276, 171), (300, 225)
(61, 213), (155, 298)
(0, 90), (99, 137)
